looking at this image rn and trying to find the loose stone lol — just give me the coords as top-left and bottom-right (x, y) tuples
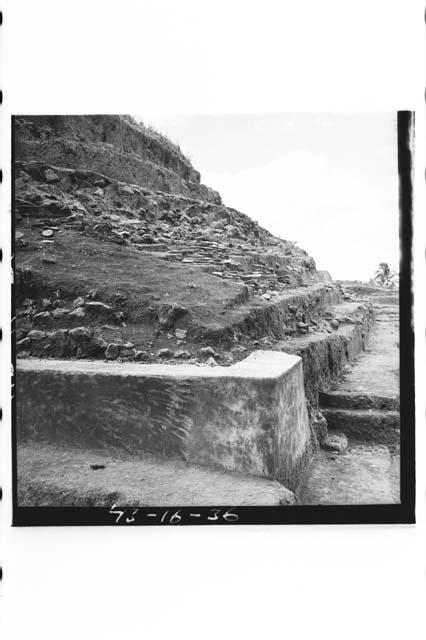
(44, 169), (60, 183)
(157, 348), (173, 358)
(174, 350), (191, 359)
(73, 296), (85, 308)
(199, 346), (217, 357)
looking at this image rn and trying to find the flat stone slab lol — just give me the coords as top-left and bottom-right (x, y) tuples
(297, 442), (400, 505)
(321, 407), (400, 445)
(319, 300), (399, 446)
(17, 349), (302, 380)
(16, 350), (312, 489)
(17, 443), (297, 507)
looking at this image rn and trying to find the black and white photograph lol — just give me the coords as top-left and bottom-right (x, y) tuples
(1, 2), (424, 639)
(12, 111), (413, 523)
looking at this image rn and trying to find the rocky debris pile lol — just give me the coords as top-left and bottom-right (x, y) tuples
(15, 160), (317, 295)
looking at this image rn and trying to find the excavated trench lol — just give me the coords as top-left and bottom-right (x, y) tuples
(296, 290), (400, 505)
(14, 116), (400, 507)
(15, 286), (398, 506)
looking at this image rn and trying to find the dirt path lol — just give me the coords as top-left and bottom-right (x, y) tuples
(296, 442), (400, 505)
(299, 294), (400, 505)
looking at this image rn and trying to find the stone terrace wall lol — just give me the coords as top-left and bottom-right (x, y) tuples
(17, 352), (312, 489)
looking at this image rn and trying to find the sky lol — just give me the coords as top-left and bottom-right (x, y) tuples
(143, 113), (399, 281)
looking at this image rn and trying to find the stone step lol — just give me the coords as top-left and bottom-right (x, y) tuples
(197, 283), (350, 342)
(321, 407), (400, 445)
(318, 299), (399, 433)
(341, 283), (399, 300)
(319, 390), (399, 411)
(17, 442), (296, 507)
(374, 304), (399, 313)
(16, 350), (312, 490)
(296, 442), (400, 505)
(276, 304), (374, 405)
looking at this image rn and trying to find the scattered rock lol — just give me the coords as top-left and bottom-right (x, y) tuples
(69, 326), (92, 342)
(140, 233), (154, 244)
(90, 464), (106, 470)
(206, 356), (217, 366)
(105, 343), (121, 360)
(199, 346), (217, 358)
(41, 255), (57, 264)
(41, 229), (54, 238)
(158, 304), (189, 329)
(41, 298), (52, 310)
(120, 348), (137, 360)
(322, 433), (348, 453)
(175, 328), (188, 340)
(157, 348), (173, 358)
(51, 308), (69, 319)
(44, 169), (60, 183)
(134, 350), (149, 361)
(330, 319), (339, 330)
(84, 301), (114, 320)
(73, 296), (85, 308)
(174, 350), (191, 359)
(69, 307), (85, 319)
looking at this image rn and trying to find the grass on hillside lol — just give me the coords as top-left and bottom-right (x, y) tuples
(16, 228), (247, 330)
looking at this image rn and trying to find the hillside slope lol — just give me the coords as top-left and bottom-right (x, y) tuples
(15, 114), (340, 368)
